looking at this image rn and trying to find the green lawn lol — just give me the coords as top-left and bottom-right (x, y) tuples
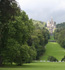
(49, 35), (55, 41)
(40, 42), (65, 61)
(0, 62), (65, 70)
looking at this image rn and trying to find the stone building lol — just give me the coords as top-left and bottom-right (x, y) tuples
(47, 18), (56, 34)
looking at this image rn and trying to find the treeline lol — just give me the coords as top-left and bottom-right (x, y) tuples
(54, 22), (65, 48)
(0, 0), (50, 66)
(56, 22), (65, 29)
(33, 20), (46, 28)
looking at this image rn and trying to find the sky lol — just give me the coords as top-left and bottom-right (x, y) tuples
(16, 0), (65, 24)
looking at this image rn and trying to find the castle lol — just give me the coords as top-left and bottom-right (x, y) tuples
(47, 18), (56, 34)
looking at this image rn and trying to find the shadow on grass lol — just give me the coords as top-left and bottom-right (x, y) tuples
(0, 64), (46, 68)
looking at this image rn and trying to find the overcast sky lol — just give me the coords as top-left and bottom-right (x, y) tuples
(16, 0), (65, 24)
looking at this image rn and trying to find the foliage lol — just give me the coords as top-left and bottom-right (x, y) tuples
(61, 56), (65, 62)
(56, 22), (65, 29)
(54, 28), (65, 48)
(54, 22), (65, 48)
(48, 56), (58, 62)
(0, 0), (50, 66)
(33, 20), (47, 28)
(0, 0), (21, 66)
(30, 25), (50, 60)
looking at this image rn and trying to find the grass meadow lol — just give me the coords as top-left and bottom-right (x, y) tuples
(0, 62), (65, 70)
(40, 42), (65, 61)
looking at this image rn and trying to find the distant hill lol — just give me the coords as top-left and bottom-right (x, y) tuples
(56, 22), (65, 29)
(32, 20), (46, 28)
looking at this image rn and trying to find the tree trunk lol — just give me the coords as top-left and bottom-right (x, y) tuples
(11, 61), (12, 65)
(0, 56), (3, 66)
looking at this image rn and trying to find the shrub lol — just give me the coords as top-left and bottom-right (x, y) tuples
(61, 56), (65, 62)
(48, 56), (58, 62)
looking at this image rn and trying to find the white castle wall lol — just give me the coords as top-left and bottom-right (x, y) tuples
(47, 18), (56, 34)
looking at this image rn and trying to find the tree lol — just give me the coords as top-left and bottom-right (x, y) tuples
(0, 0), (21, 66)
(28, 23), (50, 60)
(0, 0), (50, 66)
(0, 9), (37, 65)
(54, 27), (65, 48)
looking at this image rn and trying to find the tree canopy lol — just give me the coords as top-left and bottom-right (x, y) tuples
(54, 22), (65, 48)
(0, 0), (50, 66)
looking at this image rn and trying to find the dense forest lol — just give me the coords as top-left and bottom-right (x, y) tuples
(0, 0), (50, 66)
(56, 22), (65, 29)
(54, 22), (65, 48)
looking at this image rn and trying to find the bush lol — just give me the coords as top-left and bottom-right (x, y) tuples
(61, 56), (65, 62)
(48, 56), (58, 62)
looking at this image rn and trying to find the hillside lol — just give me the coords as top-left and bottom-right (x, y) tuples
(56, 22), (65, 29)
(32, 20), (46, 28)
(40, 42), (65, 61)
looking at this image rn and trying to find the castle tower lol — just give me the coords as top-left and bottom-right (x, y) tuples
(47, 21), (50, 27)
(47, 18), (56, 34)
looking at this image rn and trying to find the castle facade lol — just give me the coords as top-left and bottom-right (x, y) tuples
(47, 18), (56, 34)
